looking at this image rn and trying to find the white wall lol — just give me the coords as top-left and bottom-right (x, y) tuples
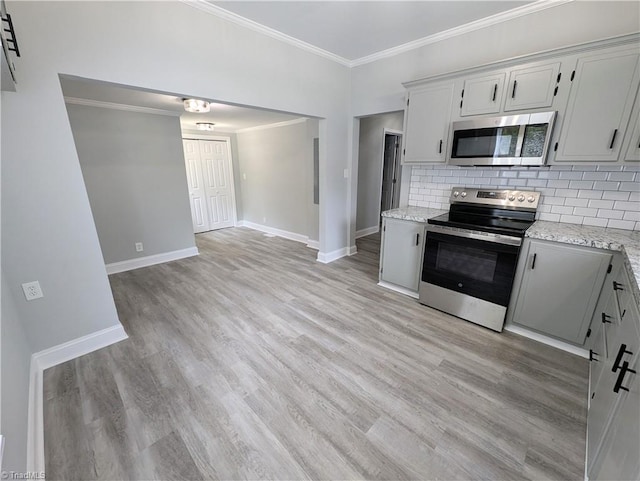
(356, 111), (403, 232)
(66, 104), (196, 264)
(351, 1), (640, 117)
(236, 119), (319, 241)
(1, 1), (350, 355)
(1, 273), (31, 473)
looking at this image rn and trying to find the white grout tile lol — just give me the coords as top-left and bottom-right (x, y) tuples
(582, 217), (609, 227)
(573, 207), (599, 217)
(582, 172), (609, 181)
(607, 171), (636, 181)
(607, 219), (636, 230)
(564, 198), (589, 207)
(588, 199), (615, 209)
(597, 209), (624, 219)
(568, 181), (594, 189)
(559, 214), (584, 224)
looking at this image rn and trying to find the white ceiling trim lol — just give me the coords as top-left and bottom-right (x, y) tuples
(64, 97), (181, 117)
(182, 0), (573, 68)
(235, 117), (308, 134)
(180, 0), (352, 66)
(350, 0), (574, 67)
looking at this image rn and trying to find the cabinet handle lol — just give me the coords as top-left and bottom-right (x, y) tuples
(612, 343), (633, 373)
(602, 312), (613, 324)
(609, 129), (618, 149)
(511, 80), (518, 99)
(613, 280), (624, 291)
(415, 233), (420, 246)
(492, 83), (498, 102)
(531, 253), (537, 270)
(613, 361), (636, 393)
(590, 349), (599, 362)
(438, 139), (443, 154)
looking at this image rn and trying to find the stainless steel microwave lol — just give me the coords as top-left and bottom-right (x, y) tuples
(449, 111), (556, 166)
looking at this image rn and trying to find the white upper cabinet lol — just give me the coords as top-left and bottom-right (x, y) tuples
(459, 72), (505, 117)
(402, 82), (454, 164)
(402, 35), (639, 165)
(554, 46), (640, 163)
(503, 61), (561, 112)
(622, 94), (640, 162)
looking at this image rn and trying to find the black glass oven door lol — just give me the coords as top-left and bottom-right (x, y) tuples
(422, 231), (520, 307)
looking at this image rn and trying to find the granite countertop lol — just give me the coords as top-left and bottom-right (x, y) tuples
(381, 206), (447, 223)
(526, 220), (640, 308)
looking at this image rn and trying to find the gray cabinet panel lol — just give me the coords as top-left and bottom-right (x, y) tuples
(588, 261), (640, 480)
(402, 83), (454, 164)
(511, 239), (611, 344)
(555, 47), (640, 162)
(380, 218), (425, 292)
(503, 61), (560, 112)
(459, 72), (505, 117)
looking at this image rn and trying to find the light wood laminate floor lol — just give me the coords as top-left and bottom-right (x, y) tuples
(44, 228), (588, 480)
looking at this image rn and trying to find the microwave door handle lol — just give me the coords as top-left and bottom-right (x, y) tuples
(514, 124), (526, 158)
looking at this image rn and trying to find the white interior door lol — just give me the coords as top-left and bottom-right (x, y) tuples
(199, 140), (235, 230)
(183, 139), (210, 233)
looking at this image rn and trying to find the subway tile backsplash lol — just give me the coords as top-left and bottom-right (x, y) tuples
(408, 164), (640, 231)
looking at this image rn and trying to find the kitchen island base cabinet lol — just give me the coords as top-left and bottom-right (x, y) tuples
(507, 239), (611, 345)
(379, 217), (426, 295)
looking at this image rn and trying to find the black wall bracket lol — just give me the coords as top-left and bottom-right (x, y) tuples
(2, 13), (20, 57)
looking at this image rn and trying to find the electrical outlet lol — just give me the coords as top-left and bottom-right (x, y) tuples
(135, 242), (144, 252)
(22, 281), (44, 301)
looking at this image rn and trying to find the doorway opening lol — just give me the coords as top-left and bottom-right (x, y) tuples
(380, 130), (403, 221)
(354, 111), (404, 239)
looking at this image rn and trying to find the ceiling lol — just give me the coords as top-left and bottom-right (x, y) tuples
(209, 1), (534, 63)
(60, 2), (540, 130)
(60, 76), (303, 132)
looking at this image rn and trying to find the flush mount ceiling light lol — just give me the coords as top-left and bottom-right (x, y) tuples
(196, 122), (215, 131)
(183, 98), (210, 113)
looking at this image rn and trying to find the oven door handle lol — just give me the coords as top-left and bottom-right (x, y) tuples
(427, 224), (522, 246)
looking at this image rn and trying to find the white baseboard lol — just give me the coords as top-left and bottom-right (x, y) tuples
(26, 324), (128, 475)
(105, 247), (199, 274)
(306, 239), (319, 250)
(504, 324), (589, 358)
(356, 226), (379, 239)
(317, 247), (350, 264)
(377, 281), (419, 299)
(348, 245), (358, 256)
(237, 220), (314, 245)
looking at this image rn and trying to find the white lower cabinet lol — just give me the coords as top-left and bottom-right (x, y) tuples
(587, 257), (640, 481)
(508, 238), (611, 344)
(379, 217), (426, 294)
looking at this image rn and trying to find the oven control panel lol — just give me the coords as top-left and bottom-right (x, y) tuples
(450, 188), (540, 209)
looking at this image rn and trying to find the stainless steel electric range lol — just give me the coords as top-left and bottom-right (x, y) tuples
(419, 187), (540, 332)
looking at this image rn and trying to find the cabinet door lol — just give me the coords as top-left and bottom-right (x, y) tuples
(622, 95), (640, 162)
(589, 346), (639, 481)
(403, 83), (454, 163)
(593, 353), (640, 481)
(380, 218), (425, 291)
(555, 47), (640, 162)
(587, 292), (620, 466)
(460, 72), (505, 117)
(511, 240), (611, 344)
(503, 62), (561, 112)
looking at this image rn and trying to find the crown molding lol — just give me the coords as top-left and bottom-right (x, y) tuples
(180, 0), (352, 67)
(181, 0), (573, 68)
(64, 97), (181, 116)
(235, 117), (308, 134)
(350, 0), (574, 67)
